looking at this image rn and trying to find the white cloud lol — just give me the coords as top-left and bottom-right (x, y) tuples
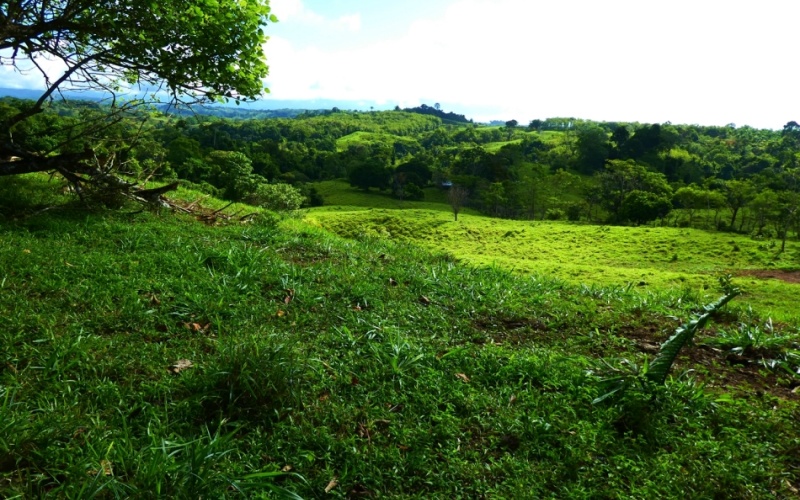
(0, 52), (68, 90)
(336, 14), (361, 33)
(270, 0), (361, 32)
(269, 0), (304, 22)
(263, 0), (799, 128)
(3, 0), (792, 128)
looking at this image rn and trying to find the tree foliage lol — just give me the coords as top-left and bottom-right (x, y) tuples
(1, 0), (273, 105)
(596, 159), (672, 220)
(0, 0), (275, 196)
(245, 182), (305, 211)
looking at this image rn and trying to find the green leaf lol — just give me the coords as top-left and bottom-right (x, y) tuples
(646, 290), (740, 385)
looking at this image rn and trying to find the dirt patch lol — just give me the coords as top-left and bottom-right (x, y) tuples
(472, 316), (558, 346)
(471, 312), (799, 400)
(618, 327), (800, 400)
(675, 343), (799, 400)
(737, 269), (800, 284)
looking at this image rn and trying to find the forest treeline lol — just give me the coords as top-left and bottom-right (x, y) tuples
(3, 96), (799, 242)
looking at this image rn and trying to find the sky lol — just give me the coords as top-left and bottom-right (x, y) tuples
(1, 0), (797, 128)
(261, 0), (799, 128)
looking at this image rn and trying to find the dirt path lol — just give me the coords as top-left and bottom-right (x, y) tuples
(737, 269), (800, 284)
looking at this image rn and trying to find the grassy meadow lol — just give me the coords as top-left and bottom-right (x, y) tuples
(308, 185), (800, 322)
(1, 175), (799, 498)
(311, 180), (465, 213)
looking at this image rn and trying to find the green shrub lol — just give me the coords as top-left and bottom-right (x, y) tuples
(244, 183), (305, 211)
(402, 182), (425, 201)
(566, 202), (583, 221)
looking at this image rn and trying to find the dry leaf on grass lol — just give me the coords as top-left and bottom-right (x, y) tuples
(167, 359), (193, 374)
(455, 373), (470, 383)
(88, 460), (114, 476)
(184, 322), (209, 333)
(281, 465), (293, 472)
(325, 477), (338, 493)
(419, 295), (431, 305)
(100, 459), (113, 476)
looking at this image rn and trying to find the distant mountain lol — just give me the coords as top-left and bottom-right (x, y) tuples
(0, 88), (388, 114)
(157, 105), (325, 120)
(0, 88), (46, 100)
(0, 87), (115, 102)
(0, 88), (479, 122)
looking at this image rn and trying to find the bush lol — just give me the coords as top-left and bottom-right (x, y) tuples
(302, 185), (324, 207)
(619, 190), (672, 225)
(566, 203), (583, 221)
(244, 183), (305, 211)
(181, 181), (221, 197)
(400, 183), (425, 201)
(545, 208), (565, 220)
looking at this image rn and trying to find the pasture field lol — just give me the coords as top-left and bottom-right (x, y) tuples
(1, 175), (799, 498)
(312, 179), (462, 212)
(482, 139), (520, 152)
(335, 131), (393, 151)
(308, 205), (800, 322)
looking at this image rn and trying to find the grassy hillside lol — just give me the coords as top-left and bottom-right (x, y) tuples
(312, 180), (464, 213)
(1, 176), (799, 498)
(308, 186), (800, 321)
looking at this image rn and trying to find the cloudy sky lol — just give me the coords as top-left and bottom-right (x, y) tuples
(1, 0), (797, 128)
(263, 0), (798, 128)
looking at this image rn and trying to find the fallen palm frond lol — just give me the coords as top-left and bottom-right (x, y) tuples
(593, 275), (740, 403)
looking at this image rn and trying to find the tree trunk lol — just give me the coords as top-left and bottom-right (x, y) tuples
(730, 206), (739, 229)
(0, 149), (96, 177)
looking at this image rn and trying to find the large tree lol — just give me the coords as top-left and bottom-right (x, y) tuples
(596, 159), (672, 221)
(575, 125), (610, 174)
(0, 0), (274, 191)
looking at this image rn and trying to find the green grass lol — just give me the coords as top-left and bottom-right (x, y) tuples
(308, 208), (800, 321)
(312, 179), (475, 213)
(482, 139), (520, 152)
(1, 175), (799, 498)
(335, 131), (418, 152)
(529, 130), (565, 143)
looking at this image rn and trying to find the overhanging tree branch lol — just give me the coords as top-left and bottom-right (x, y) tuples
(4, 49), (109, 133)
(0, 0), (275, 206)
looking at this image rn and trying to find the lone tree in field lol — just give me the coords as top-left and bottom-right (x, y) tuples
(504, 119), (518, 140)
(0, 0), (275, 199)
(448, 185), (469, 221)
